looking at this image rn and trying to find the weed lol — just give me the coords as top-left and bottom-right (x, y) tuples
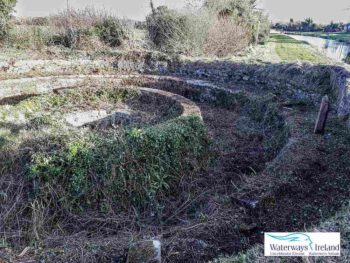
(95, 17), (128, 47)
(0, 0), (16, 39)
(146, 0), (269, 56)
(146, 5), (192, 53)
(27, 116), (211, 211)
(236, 96), (290, 161)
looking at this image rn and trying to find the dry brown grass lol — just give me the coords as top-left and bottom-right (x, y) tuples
(12, 17), (50, 26)
(7, 7), (130, 51)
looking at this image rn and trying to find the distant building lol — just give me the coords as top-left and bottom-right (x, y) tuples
(344, 23), (350, 32)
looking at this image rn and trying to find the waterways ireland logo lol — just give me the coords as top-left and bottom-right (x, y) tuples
(267, 233), (313, 251)
(264, 232), (341, 257)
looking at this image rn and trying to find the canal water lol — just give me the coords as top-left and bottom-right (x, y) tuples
(288, 34), (350, 63)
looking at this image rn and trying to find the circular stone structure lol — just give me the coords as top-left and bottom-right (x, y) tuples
(0, 57), (307, 263)
(0, 76), (203, 133)
(2, 54), (350, 263)
(57, 86), (203, 129)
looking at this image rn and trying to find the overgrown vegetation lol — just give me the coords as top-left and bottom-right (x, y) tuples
(95, 16), (128, 47)
(0, 0), (16, 39)
(5, 7), (129, 50)
(50, 9), (129, 49)
(28, 116), (210, 211)
(146, 0), (270, 56)
(2, 1), (350, 262)
(0, 83), (212, 254)
(146, 5), (192, 53)
(2, 0), (270, 56)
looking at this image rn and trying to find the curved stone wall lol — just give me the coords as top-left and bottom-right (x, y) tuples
(0, 75), (203, 122)
(1, 51), (350, 123)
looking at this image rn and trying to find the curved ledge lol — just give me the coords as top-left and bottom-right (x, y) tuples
(0, 75), (203, 121)
(139, 87), (202, 119)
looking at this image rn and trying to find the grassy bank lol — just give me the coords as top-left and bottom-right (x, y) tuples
(269, 33), (329, 63)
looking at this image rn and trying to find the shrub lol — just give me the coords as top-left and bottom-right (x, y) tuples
(0, 0), (16, 16)
(146, 5), (192, 53)
(30, 17), (49, 26)
(0, 17), (7, 39)
(28, 116), (211, 212)
(204, 0), (270, 44)
(203, 17), (251, 57)
(95, 17), (128, 47)
(48, 8), (128, 49)
(0, 0), (16, 39)
(48, 9), (96, 48)
(251, 11), (271, 44)
(346, 52), (350, 64)
(49, 27), (107, 50)
(6, 25), (54, 49)
(204, 0), (257, 18)
(146, 0), (270, 56)
(48, 27), (76, 48)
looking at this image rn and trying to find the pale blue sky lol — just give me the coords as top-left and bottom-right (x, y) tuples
(16, 0), (350, 23)
(259, 0), (350, 23)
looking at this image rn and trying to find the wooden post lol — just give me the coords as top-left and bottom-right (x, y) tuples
(314, 95), (330, 134)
